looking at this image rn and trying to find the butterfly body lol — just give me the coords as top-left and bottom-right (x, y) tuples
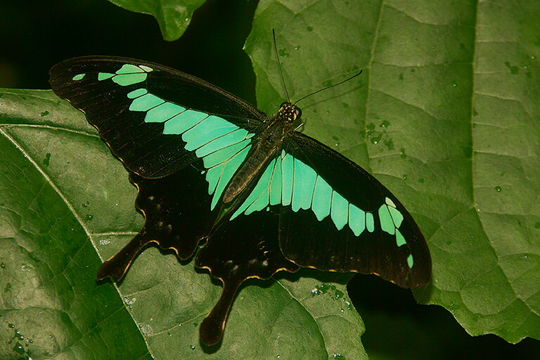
(222, 102), (298, 204)
(49, 56), (431, 346)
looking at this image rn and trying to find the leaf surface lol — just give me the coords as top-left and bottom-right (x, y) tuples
(246, 0), (540, 344)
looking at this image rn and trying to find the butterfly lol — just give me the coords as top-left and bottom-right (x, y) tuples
(49, 56), (431, 346)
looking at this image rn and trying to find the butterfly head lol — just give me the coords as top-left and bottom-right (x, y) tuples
(278, 102), (302, 123)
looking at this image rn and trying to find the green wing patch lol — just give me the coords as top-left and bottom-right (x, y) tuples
(74, 63), (255, 210)
(232, 151), (411, 266)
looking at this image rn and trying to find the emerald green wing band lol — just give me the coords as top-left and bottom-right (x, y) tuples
(126, 87), (253, 210)
(231, 151), (411, 266)
(72, 63), (254, 210)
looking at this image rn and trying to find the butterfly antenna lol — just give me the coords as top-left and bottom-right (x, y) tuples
(294, 70), (363, 105)
(272, 29), (291, 102)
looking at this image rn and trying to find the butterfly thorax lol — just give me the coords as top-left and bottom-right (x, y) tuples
(221, 103), (301, 205)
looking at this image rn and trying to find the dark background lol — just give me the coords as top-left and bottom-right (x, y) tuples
(1, 0), (539, 358)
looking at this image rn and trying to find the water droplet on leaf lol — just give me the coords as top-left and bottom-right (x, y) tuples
(43, 153), (51, 167)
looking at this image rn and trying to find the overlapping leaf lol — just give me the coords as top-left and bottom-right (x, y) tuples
(107, 0), (206, 41)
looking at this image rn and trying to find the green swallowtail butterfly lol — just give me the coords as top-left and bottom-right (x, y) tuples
(49, 56), (431, 346)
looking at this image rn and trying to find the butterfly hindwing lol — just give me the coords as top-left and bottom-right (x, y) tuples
(97, 162), (215, 281)
(49, 56), (266, 179)
(231, 132), (431, 288)
(195, 207), (299, 345)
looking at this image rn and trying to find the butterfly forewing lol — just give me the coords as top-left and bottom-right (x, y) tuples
(49, 56), (266, 179)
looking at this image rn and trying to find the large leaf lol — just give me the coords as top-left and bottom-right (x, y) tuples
(106, 0), (207, 41)
(0, 89), (366, 359)
(246, 0), (540, 344)
(1, 0), (540, 358)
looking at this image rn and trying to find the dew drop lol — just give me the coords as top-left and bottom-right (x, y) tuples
(13, 342), (25, 354)
(190, 344), (196, 350)
(531, 55), (536, 60)
(400, 148), (407, 159)
(85, 214), (94, 221)
(494, 186), (502, 192)
(99, 239), (111, 246)
(0, 262), (5, 269)
(43, 153), (51, 167)
(370, 134), (382, 144)
(402, 174), (408, 180)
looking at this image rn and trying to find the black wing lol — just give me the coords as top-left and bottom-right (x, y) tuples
(49, 56), (267, 178)
(278, 132), (431, 288)
(228, 131), (431, 288)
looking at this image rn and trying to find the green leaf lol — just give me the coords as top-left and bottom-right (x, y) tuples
(106, 0), (207, 41)
(0, 89), (366, 359)
(0, 90), (150, 359)
(246, 0), (540, 344)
